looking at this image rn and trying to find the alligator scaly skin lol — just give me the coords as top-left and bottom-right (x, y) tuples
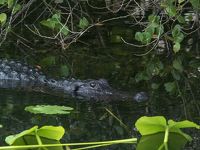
(0, 59), (148, 101)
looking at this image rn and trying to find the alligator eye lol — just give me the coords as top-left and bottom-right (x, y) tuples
(90, 82), (96, 88)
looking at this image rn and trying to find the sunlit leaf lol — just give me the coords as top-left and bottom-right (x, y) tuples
(78, 17), (89, 29)
(40, 20), (56, 29)
(5, 126), (38, 145)
(135, 116), (166, 135)
(52, 13), (61, 21)
(0, 13), (7, 25)
(37, 126), (65, 140)
(0, 124), (2, 128)
(173, 42), (181, 53)
(25, 105), (74, 115)
(60, 25), (69, 36)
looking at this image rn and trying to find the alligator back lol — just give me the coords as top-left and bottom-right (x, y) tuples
(0, 59), (47, 90)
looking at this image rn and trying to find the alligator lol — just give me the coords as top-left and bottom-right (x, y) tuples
(0, 59), (148, 102)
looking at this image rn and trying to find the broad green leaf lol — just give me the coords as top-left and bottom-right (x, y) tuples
(0, 124), (2, 128)
(5, 126), (38, 145)
(172, 25), (181, 37)
(7, 0), (13, 8)
(168, 120), (200, 129)
(173, 42), (181, 53)
(40, 56), (56, 67)
(37, 126), (65, 140)
(177, 16), (185, 24)
(164, 82), (176, 93)
(13, 3), (21, 14)
(143, 32), (152, 44)
(135, 72), (150, 82)
(166, 5), (177, 17)
(60, 65), (69, 77)
(78, 17), (89, 29)
(25, 105), (74, 115)
(40, 20), (56, 29)
(135, 116), (166, 135)
(137, 132), (188, 150)
(0, 0), (5, 5)
(0, 13), (7, 25)
(135, 32), (143, 42)
(173, 58), (183, 72)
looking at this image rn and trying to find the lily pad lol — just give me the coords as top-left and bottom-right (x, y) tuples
(25, 105), (74, 115)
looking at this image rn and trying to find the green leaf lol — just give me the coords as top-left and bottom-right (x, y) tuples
(135, 116), (166, 135)
(178, 0), (185, 3)
(5, 126), (38, 145)
(173, 58), (183, 72)
(173, 42), (181, 53)
(25, 105), (74, 115)
(164, 82), (176, 93)
(177, 16), (185, 24)
(60, 25), (69, 36)
(0, 124), (2, 128)
(52, 13), (61, 21)
(0, 0), (6, 5)
(40, 20), (56, 29)
(37, 126), (65, 140)
(40, 56), (56, 67)
(0, 13), (7, 25)
(60, 65), (69, 77)
(135, 32), (143, 42)
(137, 132), (188, 150)
(166, 5), (177, 17)
(7, 0), (13, 8)
(13, 3), (21, 14)
(78, 17), (89, 29)
(143, 32), (152, 44)
(190, 0), (200, 10)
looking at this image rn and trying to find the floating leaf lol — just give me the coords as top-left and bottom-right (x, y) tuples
(0, 13), (7, 25)
(25, 105), (74, 115)
(78, 17), (89, 29)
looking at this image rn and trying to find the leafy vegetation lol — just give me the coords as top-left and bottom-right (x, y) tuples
(0, 116), (199, 150)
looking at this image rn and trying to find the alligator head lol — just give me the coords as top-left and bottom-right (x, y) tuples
(69, 79), (148, 102)
(72, 79), (113, 101)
